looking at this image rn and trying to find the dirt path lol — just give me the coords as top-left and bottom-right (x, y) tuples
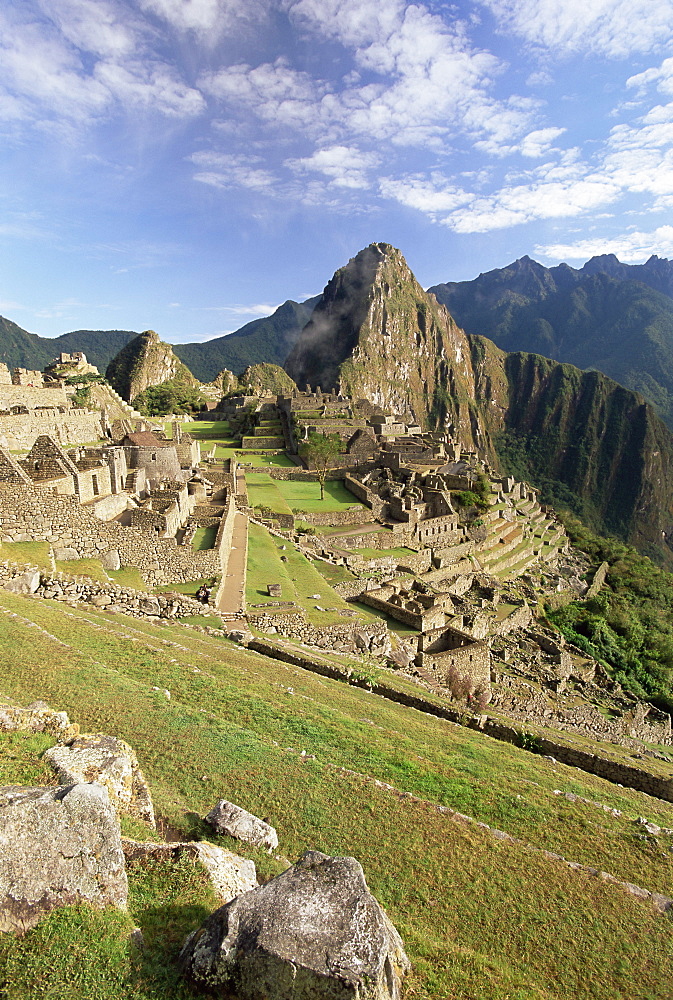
(216, 510), (248, 617)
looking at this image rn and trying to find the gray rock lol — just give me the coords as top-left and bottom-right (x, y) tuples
(123, 839), (258, 904)
(180, 850), (410, 999)
(0, 783), (128, 935)
(45, 733), (155, 828)
(100, 550), (121, 571)
(53, 547), (78, 561)
(3, 570), (41, 595)
(205, 800), (279, 852)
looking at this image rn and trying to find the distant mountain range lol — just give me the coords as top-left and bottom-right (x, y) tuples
(0, 297), (319, 382)
(429, 253), (673, 428)
(287, 243), (673, 566)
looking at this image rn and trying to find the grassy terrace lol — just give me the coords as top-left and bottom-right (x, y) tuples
(246, 521), (382, 627)
(246, 471), (364, 514)
(2, 590), (673, 998)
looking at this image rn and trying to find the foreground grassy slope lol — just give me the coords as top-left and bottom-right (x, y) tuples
(2, 591), (673, 998)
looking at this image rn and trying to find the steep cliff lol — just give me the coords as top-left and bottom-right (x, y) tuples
(285, 243), (673, 563)
(106, 330), (199, 402)
(430, 255), (673, 428)
(285, 243), (489, 451)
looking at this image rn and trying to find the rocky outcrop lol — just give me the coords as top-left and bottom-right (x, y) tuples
(106, 329), (199, 403)
(285, 243), (485, 450)
(0, 699), (79, 739)
(180, 850), (410, 999)
(238, 364), (297, 397)
(205, 800), (279, 852)
(0, 783), (128, 934)
(45, 733), (155, 828)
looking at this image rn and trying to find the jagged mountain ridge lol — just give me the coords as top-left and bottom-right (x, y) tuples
(0, 319), (138, 373)
(429, 254), (673, 428)
(173, 298), (319, 381)
(286, 243), (673, 564)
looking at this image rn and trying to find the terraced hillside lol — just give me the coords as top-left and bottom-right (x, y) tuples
(2, 589), (673, 999)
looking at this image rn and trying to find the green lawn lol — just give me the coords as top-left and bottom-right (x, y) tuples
(53, 558), (111, 582)
(2, 591), (673, 998)
(106, 567), (147, 590)
(0, 540), (52, 570)
(246, 521), (361, 625)
(191, 525), (218, 551)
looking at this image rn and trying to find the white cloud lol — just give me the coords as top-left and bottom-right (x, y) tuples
(200, 60), (330, 132)
(482, 0), (673, 58)
(38, 0), (139, 58)
(537, 226), (673, 262)
(139, 0), (260, 39)
(520, 127), (566, 158)
(287, 145), (379, 189)
(191, 152), (276, 192)
(627, 57), (673, 98)
(95, 61), (205, 117)
(209, 0), (536, 155)
(379, 174), (471, 216)
(0, 3), (206, 127)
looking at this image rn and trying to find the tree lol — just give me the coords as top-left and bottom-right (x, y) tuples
(299, 431), (343, 500)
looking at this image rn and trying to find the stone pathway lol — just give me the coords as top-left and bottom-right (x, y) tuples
(216, 511), (248, 619)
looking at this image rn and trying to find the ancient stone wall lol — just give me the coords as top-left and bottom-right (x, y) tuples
(298, 509), (374, 527)
(246, 614), (389, 655)
(0, 484), (220, 584)
(0, 409), (103, 451)
(0, 385), (67, 409)
(492, 604), (533, 636)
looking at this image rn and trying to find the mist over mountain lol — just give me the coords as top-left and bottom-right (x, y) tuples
(288, 243), (673, 565)
(173, 298), (319, 381)
(429, 254), (673, 428)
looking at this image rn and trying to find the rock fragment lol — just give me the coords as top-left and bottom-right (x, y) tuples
(204, 799), (278, 852)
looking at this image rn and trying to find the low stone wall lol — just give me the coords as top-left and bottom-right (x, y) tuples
(247, 614), (389, 655)
(0, 409), (103, 451)
(248, 638), (673, 804)
(299, 509), (374, 527)
(267, 467), (347, 482)
(0, 563), (213, 620)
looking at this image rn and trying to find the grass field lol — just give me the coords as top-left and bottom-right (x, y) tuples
(2, 589), (673, 998)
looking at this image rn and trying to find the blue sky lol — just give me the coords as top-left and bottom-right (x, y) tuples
(1, 0), (673, 343)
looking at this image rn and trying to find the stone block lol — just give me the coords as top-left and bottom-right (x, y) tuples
(45, 733), (155, 828)
(204, 799), (279, 852)
(3, 570), (40, 595)
(53, 546), (78, 560)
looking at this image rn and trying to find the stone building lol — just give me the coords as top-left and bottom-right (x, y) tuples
(122, 431), (184, 488)
(415, 623), (490, 695)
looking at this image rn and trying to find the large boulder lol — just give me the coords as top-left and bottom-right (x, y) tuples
(204, 800), (278, 852)
(180, 850), (410, 999)
(0, 783), (128, 935)
(45, 733), (155, 828)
